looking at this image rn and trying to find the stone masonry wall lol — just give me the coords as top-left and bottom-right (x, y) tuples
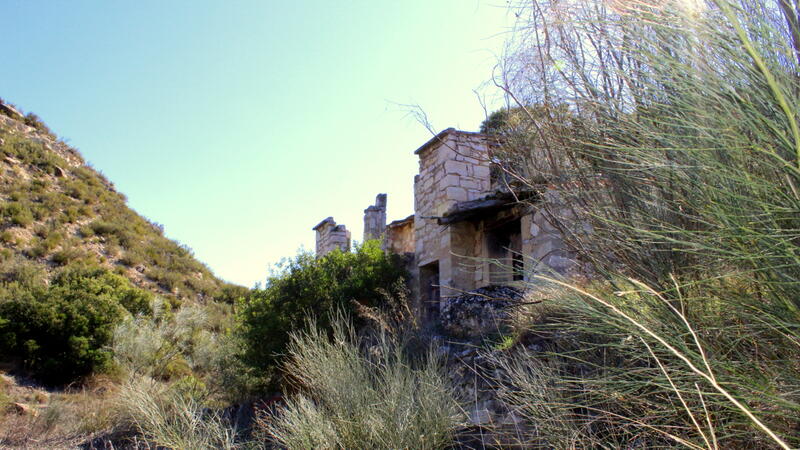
(313, 217), (351, 257)
(385, 215), (414, 254)
(414, 130), (493, 299)
(311, 128), (588, 318)
(521, 189), (583, 279)
(363, 193), (387, 242)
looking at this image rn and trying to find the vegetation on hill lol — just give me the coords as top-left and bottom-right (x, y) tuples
(0, 100), (249, 385)
(0, 102), (243, 304)
(4, 0), (800, 447)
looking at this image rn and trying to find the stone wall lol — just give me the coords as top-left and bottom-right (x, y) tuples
(521, 189), (582, 279)
(384, 215), (414, 254)
(413, 129), (494, 302)
(312, 217), (351, 256)
(363, 193), (387, 242)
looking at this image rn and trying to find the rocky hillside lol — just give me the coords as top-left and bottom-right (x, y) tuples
(0, 99), (240, 303)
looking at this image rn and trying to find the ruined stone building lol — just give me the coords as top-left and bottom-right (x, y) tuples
(314, 128), (578, 320)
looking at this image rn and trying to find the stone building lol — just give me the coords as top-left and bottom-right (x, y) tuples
(313, 128), (579, 320)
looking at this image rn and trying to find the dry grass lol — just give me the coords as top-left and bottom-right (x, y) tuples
(0, 374), (121, 449)
(256, 312), (463, 450)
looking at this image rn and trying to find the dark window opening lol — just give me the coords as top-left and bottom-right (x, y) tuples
(512, 252), (524, 281)
(486, 218), (523, 283)
(419, 261), (440, 322)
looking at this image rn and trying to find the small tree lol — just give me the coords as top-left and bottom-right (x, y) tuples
(0, 266), (153, 384)
(237, 240), (407, 387)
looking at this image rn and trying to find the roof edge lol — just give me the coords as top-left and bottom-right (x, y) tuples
(413, 128), (493, 155)
(312, 216), (336, 231)
(387, 214), (415, 228)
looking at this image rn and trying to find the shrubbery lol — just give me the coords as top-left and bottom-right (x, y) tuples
(0, 122), (232, 303)
(487, 0), (800, 447)
(0, 266), (153, 384)
(260, 313), (461, 449)
(237, 240), (407, 385)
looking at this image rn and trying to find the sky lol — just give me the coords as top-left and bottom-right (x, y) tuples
(1, 1), (514, 287)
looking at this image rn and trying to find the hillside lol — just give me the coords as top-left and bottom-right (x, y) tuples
(0, 99), (240, 304)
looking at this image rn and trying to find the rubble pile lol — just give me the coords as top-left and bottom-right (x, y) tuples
(441, 285), (524, 338)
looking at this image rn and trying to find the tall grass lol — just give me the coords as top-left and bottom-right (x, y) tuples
(491, 0), (800, 447)
(258, 313), (463, 449)
(112, 299), (256, 403)
(115, 375), (238, 450)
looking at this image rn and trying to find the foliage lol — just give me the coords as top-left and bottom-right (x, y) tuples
(493, 0), (800, 447)
(0, 111), (234, 303)
(479, 106), (529, 135)
(0, 266), (153, 384)
(115, 374), (238, 449)
(22, 113), (54, 137)
(257, 313), (461, 449)
(237, 240), (407, 385)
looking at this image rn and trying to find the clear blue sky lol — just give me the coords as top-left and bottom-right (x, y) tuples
(1, 1), (513, 287)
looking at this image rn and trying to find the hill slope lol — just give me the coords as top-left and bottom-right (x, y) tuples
(0, 100), (240, 303)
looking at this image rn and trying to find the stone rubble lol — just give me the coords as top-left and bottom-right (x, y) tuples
(441, 285), (524, 339)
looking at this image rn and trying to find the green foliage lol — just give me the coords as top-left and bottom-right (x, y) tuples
(495, 0), (800, 447)
(480, 106), (523, 135)
(0, 231), (14, 245)
(258, 313), (461, 449)
(1, 202), (34, 227)
(22, 113), (53, 137)
(0, 255), (48, 296)
(111, 298), (255, 403)
(237, 240), (407, 385)
(51, 247), (83, 266)
(0, 111), (233, 303)
(116, 375), (238, 449)
(0, 266), (153, 384)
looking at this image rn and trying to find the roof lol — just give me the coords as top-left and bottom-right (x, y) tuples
(312, 217), (335, 231)
(438, 190), (540, 225)
(386, 214), (414, 229)
(413, 128), (495, 155)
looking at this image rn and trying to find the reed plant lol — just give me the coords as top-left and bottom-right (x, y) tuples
(258, 312), (462, 449)
(490, 0), (800, 447)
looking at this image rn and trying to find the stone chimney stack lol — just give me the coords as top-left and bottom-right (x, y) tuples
(363, 193), (387, 242)
(313, 217), (351, 256)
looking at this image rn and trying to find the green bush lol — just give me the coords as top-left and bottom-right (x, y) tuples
(23, 113), (54, 137)
(1, 202), (34, 228)
(78, 224), (95, 238)
(89, 220), (120, 236)
(258, 313), (460, 449)
(0, 266), (153, 384)
(116, 375), (237, 449)
(51, 247), (83, 266)
(237, 240), (407, 386)
(0, 231), (15, 245)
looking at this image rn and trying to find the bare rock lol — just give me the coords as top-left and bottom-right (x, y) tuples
(11, 402), (38, 417)
(0, 102), (24, 120)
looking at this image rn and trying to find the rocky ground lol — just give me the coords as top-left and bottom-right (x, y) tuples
(436, 285), (544, 448)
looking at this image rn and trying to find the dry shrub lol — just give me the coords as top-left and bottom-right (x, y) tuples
(256, 312), (463, 449)
(115, 374), (238, 449)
